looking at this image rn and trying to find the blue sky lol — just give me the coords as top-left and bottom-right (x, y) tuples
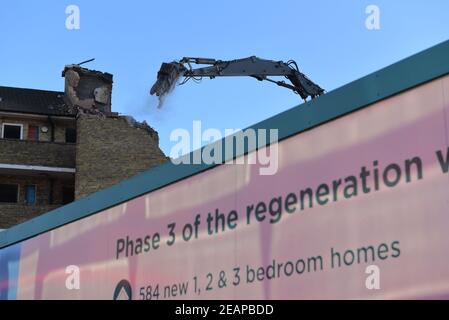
(1, 0), (448, 154)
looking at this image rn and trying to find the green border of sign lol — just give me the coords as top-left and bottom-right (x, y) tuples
(1, 40), (449, 249)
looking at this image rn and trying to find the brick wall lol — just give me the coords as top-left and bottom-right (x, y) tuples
(0, 112), (167, 227)
(0, 139), (76, 168)
(74, 113), (167, 199)
(0, 204), (60, 228)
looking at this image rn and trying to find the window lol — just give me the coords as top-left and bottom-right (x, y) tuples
(0, 184), (19, 203)
(25, 185), (36, 205)
(65, 128), (76, 143)
(62, 186), (74, 204)
(28, 125), (39, 141)
(1, 123), (23, 139)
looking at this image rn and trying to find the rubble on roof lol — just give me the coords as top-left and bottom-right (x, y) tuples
(61, 65), (158, 139)
(121, 115), (160, 143)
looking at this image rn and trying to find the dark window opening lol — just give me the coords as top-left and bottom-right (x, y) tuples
(62, 186), (75, 204)
(49, 179), (54, 205)
(28, 125), (39, 141)
(0, 184), (19, 203)
(2, 124), (22, 139)
(65, 128), (76, 143)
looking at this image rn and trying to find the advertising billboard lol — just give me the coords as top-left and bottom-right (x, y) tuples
(1, 73), (449, 299)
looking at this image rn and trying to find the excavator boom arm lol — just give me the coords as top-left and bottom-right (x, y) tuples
(150, 56), (324, 100)
(183, 56), (292, 77)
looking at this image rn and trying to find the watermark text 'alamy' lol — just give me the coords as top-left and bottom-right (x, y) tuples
(170, 121), (279, 176)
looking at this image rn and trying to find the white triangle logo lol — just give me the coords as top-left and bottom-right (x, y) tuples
(116, 287), (130, 300)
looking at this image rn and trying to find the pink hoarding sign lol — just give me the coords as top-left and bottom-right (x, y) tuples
(2, 75), (449, 299)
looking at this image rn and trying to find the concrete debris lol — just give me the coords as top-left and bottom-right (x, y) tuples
(62, 64), (159, 143)
(62, 64), (113, 114)
(122, 115), (159, 143)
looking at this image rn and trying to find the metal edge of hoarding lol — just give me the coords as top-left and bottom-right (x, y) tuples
(1, 40), (449, 249)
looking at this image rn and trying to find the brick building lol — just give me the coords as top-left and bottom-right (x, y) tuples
(0, 65), (167, 228)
